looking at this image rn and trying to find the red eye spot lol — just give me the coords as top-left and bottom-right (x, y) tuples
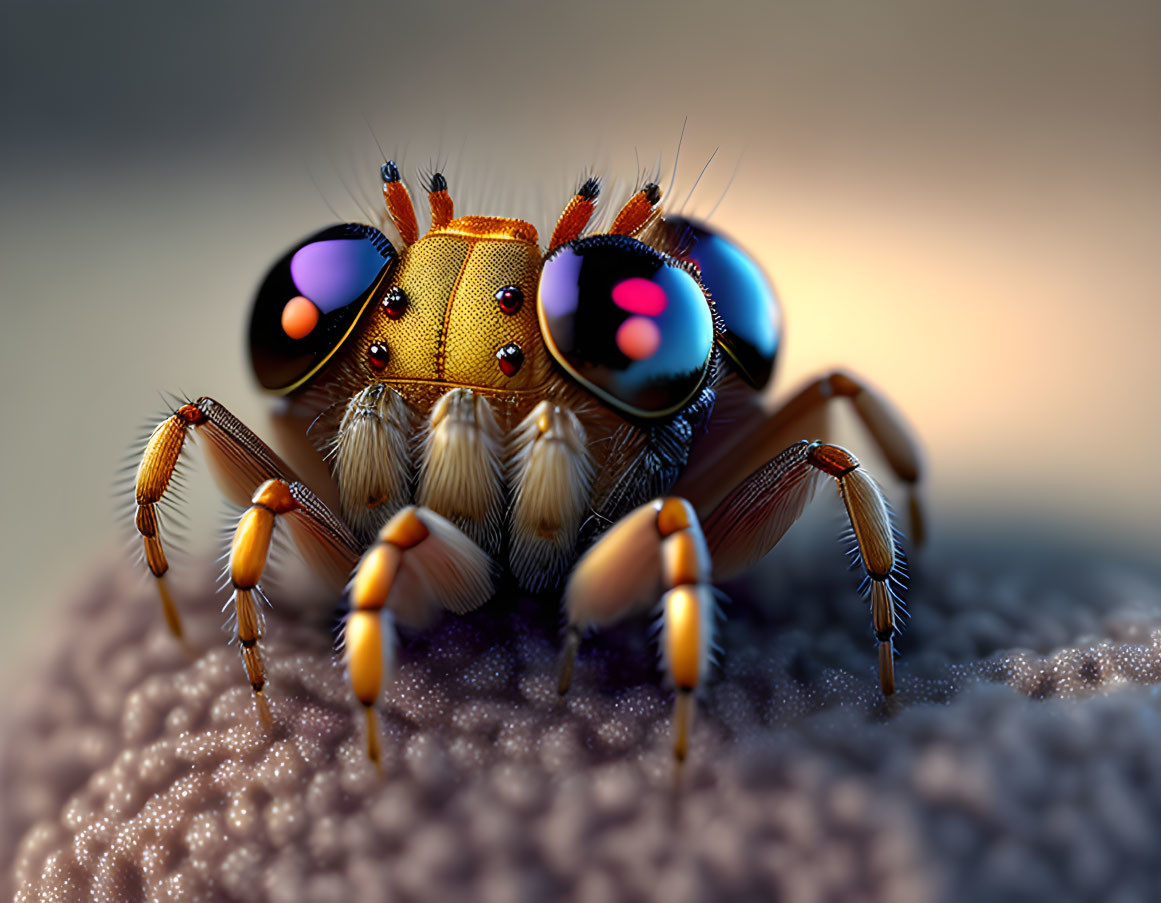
(381, 287), (408, 319)
(367, 343), (390, 370)
(495, 286), (524, 315)
(612, 277), (667, 316)
(281, 296), (320, 339)
(616, 316), (661, 360)
(496, 343), (524, 376)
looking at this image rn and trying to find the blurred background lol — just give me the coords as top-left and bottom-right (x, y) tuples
(1, 0), (1158, 683)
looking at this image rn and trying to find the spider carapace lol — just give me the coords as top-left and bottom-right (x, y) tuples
(133, 164), (922, 765)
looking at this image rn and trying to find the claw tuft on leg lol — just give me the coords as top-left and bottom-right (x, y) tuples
(557, 625), (582, 696)
(907, 488), (926, 549)
(254, 689), (273, 731)
(364, 705), (382, 771)
(156, 575), (183, 640)
(878, 639), (896, 697)
(673, 689), (694, 764)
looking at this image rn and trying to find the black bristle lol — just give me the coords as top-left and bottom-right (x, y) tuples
(380, 160), (401, 183)
(643, 182), (661, 204)
(426, 171), (448, 193)
(578, 176), (601, 201)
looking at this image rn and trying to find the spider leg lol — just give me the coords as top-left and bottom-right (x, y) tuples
(701, 440), (905, 697)
(134, 397), (362, 712)
(678, 369), (925, 544)
(345, 505), (494, 765)
(558, 497), (714, 764)
(228, 477), (361, 721)
(135, 398), (289, 639)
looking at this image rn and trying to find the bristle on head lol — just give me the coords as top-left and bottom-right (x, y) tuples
(425, 171), (453, 230)
(380, 160), (419, 245)
(380, 161), (401, 183)
(609, 182), (662, 236)
(548, 175), (602, 252)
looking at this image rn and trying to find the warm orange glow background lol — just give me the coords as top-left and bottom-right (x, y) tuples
(1, 1), (1158, 678)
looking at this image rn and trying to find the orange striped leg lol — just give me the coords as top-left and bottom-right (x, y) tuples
(807, 443), (902, 696)
(134, 404), (209, 641)
(134, 397), (361, 669)
(703, 441), (906, 697)
(227, 479), (302, 723)
(679, 370), (925, 545)
(133, 396), (359, 701)
(559, 497), (715, 762)
(346, 505), (494, 764)
(134, 398), (299, 639)
(227, 475), (362, 723)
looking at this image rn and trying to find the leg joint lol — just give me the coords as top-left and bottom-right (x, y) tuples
(825, 370), (863, 398)
(654, 497), (696, 536)
(177, 402), (208, 425)
(251, 478), (299, 514)
(807, 441), (861, 477)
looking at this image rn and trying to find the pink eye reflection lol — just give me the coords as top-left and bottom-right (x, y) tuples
(612, 277), (667, 316)
(616, 316), (662, 361)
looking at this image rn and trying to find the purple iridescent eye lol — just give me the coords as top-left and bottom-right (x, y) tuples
(538, 235), (713, 418)
(250, 224), (396, 393)
(662, 216), (781, 390)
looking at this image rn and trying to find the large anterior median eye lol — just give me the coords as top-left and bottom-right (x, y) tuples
(250, 224), (397, 393)
(538, 235), (713, 418)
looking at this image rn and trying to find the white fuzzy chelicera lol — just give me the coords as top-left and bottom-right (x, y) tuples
(507, 401), (594, 591)
(416, 389), (505, 555)
(332, 384), (415, 541)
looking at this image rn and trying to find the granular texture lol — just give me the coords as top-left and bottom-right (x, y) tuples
(5, 546), (1161, 902)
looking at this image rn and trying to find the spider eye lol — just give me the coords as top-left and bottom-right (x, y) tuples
(249, 224), (397, 393)
(662, 216), (781, 390)
(538, 235), (713, 418)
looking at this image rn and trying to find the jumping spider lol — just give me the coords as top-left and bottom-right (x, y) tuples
(133, 164), (921, 763)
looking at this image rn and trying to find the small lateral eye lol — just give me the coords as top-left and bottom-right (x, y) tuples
(367, 343), (390, 370)
(495, 285), (524, 315)
(495, 342), (524, 376)
(381, 286), (408, 319)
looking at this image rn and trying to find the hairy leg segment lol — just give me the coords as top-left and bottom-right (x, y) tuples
(134, 397), (362, 719)
(679, 369), (925, 545)
(557, 497), (716, 763)
(702, 440), (906, 697)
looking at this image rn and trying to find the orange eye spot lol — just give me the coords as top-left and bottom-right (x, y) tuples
(281, 296), (319, 339)
(616, 316), (662, 360)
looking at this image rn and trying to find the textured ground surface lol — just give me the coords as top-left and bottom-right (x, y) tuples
(5, 540), (1161, 902)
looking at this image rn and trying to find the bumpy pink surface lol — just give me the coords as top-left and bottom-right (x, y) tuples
(5, 550), (1161, 902)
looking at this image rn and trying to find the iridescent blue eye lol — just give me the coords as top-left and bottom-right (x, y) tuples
(538, 235), (714, 418)
(250, 224), (397, 393)
(663, 216), (781, 390)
